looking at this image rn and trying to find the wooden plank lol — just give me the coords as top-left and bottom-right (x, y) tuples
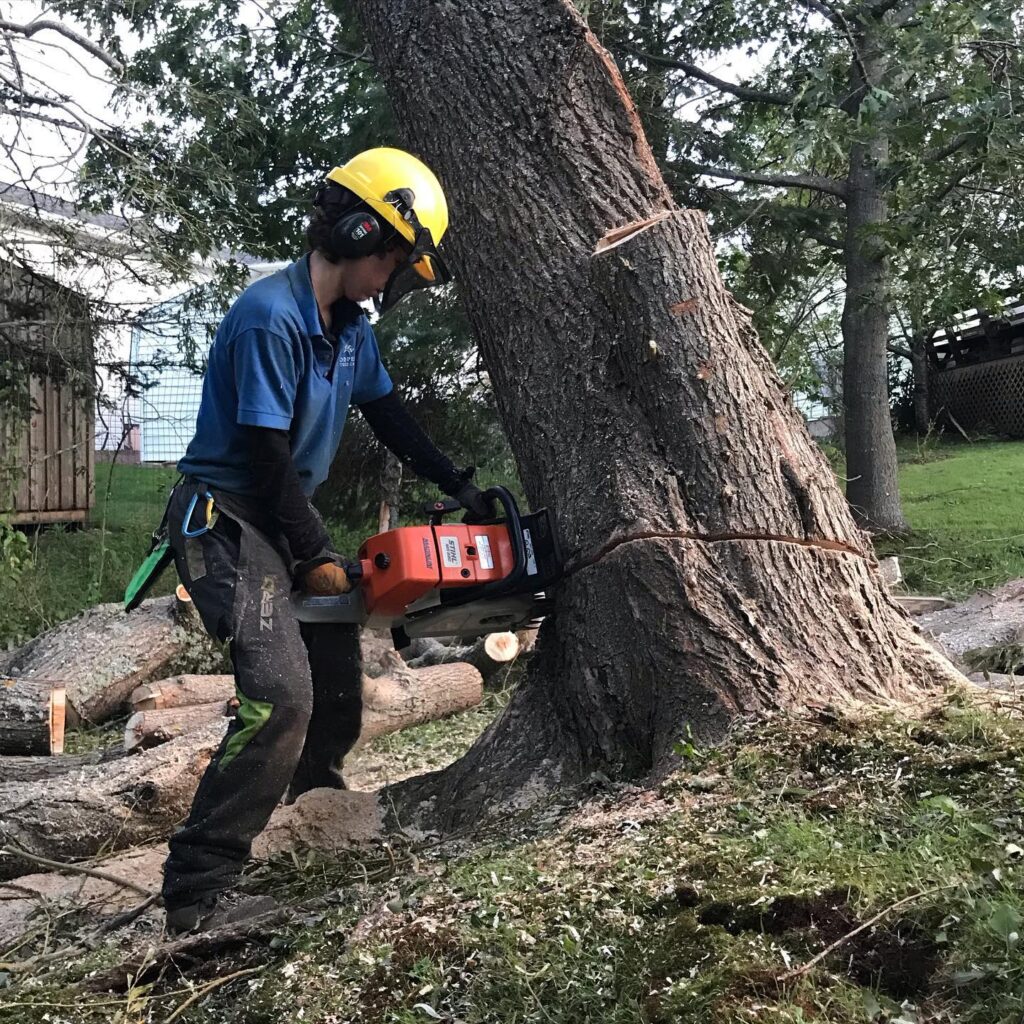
(59, 382), (74, 511)
(45, 377), (58, 510)
(7, 508), (88, 526)
(16, 388), (30, 513)
(84, 395), (95, 512)
(27, 376), (45, 514)
(72, 389), (90, 513)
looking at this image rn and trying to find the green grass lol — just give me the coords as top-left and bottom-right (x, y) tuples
(0, 463), (181, 649)
(880, 439), (1024, 597)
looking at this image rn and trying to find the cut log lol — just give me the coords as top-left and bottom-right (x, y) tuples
(360, 630), (407, 679)
(0, 746), (128, 784)
(130, 674), (235, 711)
(124, 701), (233, 752)
(0, 723), (223, 881)
(359, 662), (483, 744)
(0, 662), (482, 881)
(897, 596), (954, 616)
(406, 632), (522, 684)
(0, 678), (65, 755)
(0, 596), (218, 726)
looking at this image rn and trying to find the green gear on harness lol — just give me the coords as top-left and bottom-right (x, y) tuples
(124, 538), (174, 611)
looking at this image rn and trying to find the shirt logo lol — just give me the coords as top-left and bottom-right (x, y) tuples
(338, 340), (356, 369)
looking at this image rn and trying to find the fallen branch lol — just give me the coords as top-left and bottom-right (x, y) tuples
(88, 904), (296, 991)
(775, 884), (953, 982)
(165, 966), (265, 1022)
(0, 843), (156, 897)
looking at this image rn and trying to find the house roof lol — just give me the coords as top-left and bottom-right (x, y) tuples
(0, 180), (130, 232)
(0, 180), (270, 266)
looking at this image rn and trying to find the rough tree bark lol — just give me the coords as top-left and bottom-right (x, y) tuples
(351, 0), (961, 826)
(840, 22), (908, 534)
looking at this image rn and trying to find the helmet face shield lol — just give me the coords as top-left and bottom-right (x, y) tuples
(377, 223), (451, 316)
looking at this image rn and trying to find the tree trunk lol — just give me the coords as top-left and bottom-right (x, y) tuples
(0, 596), (217, 725)
(840, 29), (908, 534)
(378, 450), (403, 533)
(910, 333), (932, 435)
(0, 724), (222, 880)
(352, 0), (961, 827)
(0, 678), (65, 755)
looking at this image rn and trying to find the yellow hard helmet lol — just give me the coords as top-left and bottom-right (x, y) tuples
(325, 147), (449, 295)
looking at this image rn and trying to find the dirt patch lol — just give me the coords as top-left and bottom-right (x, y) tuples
(698, 892), (940, 999)
(698, 889), (853, 936)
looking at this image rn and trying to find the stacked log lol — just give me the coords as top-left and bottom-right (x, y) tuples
(0, 594), (213, 726)
(0, 723), (224, 880)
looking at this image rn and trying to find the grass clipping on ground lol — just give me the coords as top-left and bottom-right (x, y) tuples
(4, 687), (1024, 1024)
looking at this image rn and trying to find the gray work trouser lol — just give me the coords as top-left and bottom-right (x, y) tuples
(160, 480), (362, 910)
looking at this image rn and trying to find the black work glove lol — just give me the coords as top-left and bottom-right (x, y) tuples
(455, 480), (496, 523)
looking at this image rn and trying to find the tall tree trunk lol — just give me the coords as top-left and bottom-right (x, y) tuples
(841, 29), (908, 534)
(352, 0), (960, 827)
(910, 332), (932, 435)
(378, 450), (403, 533)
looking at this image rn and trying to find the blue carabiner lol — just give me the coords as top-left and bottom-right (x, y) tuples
(182, 490), (214, 538)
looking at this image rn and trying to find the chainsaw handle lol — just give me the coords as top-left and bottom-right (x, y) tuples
(416, 486), (529, 614)
(482, 484), (526, 576)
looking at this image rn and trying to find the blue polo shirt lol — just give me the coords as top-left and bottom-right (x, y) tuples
(178, 256), (392, 495)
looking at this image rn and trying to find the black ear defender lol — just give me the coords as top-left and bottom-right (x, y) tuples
(330, 208), (385, 258)
(313, 183), (391, 259)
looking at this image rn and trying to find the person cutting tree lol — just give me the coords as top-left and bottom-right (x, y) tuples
(135, 148), (496, 934)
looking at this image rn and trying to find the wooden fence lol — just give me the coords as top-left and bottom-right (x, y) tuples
(1, 376), (94, 524)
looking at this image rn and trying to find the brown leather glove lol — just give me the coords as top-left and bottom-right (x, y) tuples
(301, 561), (353, 595)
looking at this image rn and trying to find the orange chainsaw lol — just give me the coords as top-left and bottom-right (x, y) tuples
(290, 487), (562, 648)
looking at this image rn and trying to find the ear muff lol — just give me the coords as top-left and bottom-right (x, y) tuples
(330, 209), (385, 259)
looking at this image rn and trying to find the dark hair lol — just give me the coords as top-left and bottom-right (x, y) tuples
(306, 182), (411, 262)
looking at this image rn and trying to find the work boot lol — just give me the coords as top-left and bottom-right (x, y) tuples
(165, 890), (280, 936)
